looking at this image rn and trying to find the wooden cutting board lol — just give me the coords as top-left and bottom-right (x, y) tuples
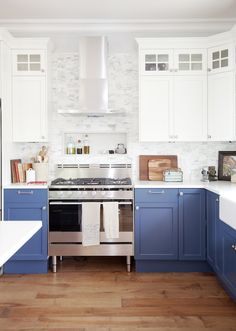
(139, 155), (178, 181)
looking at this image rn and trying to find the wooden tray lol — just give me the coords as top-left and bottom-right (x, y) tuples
(139, 155), (178, 181)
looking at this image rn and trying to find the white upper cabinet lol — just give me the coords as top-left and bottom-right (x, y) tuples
(12, 76), (47, 142)
(138, 44), (207, 141)
(208, 71), (235, 141)
(12, 43), (49, 142)
(137, 34), (236, 142)
(13, 50), (46, 76)
(141, 48), (207, 75)
(140, 49), (173, 75)
(208, 44), (234, 74)
(139, 76), (172, 141)
(174, 49), (207, 75)
(173, 76), (207, 141)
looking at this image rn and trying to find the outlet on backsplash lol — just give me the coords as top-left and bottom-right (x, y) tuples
(64, 132), (127, 155)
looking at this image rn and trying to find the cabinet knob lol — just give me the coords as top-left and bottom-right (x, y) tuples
(135, 206), (139, 210)
(179, 192), (184, 196)
(41, 135), (45, 139)
(208, 135), (211, 139)
(41, 69), (45, 73)
(42, 206), (47, 210)
(216, 198), (219, 202)
(232, 244), (236, 251)
(208, 68), (211, 72)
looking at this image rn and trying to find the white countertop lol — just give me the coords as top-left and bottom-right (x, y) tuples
(0, 221), (42, 267)
(4, 183), (48, 189)
(134, 180), (236, 198)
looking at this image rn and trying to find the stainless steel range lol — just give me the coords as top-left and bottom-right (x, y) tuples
(48, 164), (133, 272)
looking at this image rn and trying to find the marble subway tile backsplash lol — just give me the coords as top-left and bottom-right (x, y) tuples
(19, 52), (236, 181)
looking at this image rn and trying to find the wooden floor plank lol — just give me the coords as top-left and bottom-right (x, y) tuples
(0, 257), (236, 330)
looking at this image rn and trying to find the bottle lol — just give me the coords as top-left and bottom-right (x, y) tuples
(83, 134), (90, 154)
(76, 139), (83, 154)
(66, 137), (75, 154)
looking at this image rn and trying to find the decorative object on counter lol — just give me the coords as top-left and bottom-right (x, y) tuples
(26, 168), (36, 183)
(115, 143), (127, 154)
(208, 166), (218, 181)
(139, 155), (178, 181)
(231, 168), (236, 183)
(76, 139), (83, 154)
(218, 151), (236, 181)
(201, 166), (209, 182)
(66, 136), (76, 154)
(32, 163), (48, 182)
(163, 168), (183, 182)
(83, 134), (90, 154)
(108, 150), (114, 154)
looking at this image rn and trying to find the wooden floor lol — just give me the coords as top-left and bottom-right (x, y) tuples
(0, 257), (236, 331)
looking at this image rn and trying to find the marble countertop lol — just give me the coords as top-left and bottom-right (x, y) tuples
(134, 180), (236, 198)
(0, 221), (42, 267)
(4, 183), (48, 189)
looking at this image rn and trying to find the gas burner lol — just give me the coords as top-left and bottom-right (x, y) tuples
(51, 177), (132, 186)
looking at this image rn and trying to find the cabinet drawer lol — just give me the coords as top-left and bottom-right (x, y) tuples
(135, 188), (178, 203)
(4, 189), (48, 204)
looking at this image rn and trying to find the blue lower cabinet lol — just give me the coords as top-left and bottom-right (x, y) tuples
(4, 189), (48, 274)
(135, 202), (178, 260)
(179, 189), (206, 260)
(218, 221), (236, 302)
(134, 188), (210, 272)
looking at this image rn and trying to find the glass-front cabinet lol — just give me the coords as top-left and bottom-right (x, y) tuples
(141, 49), (207, 75)
(140, 49), (173, 75)
(174, 49), (207, 74)
(13, 50), (46, 75)
(208, 44), (234, 74)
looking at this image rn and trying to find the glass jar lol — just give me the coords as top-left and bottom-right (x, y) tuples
(83, 134), (90, 154)
(66, 137), (76, 154)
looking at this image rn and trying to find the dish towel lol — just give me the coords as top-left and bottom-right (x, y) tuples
(103, 202), (119, 239)
(82, 202), (101, 246)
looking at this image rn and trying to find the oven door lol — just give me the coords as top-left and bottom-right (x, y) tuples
(49, 200), (133, 235)
(49, 201), (82, 231)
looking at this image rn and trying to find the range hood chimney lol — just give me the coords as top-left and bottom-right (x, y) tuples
(78, 36), (108, 113)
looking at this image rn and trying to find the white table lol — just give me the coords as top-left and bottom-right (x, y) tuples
(0, 221), (42, 267)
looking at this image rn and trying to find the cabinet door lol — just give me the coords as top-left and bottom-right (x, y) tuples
(173, 76), (207, 141)
(221, 222), (236, 299)
(208, 71), (235, 141)
(208, 44), (234, 74)
(135, 202), (178, 260)
(179, 189), (206, 260)
(12, 76), (47, 142)
(174, 49), (207, 75)
(206, 192), (223, 274)
(4, 202), (48, 260)
(13, 50), (46, 76)
(140, 50), (173, 75)
(139, 76), (173, 141)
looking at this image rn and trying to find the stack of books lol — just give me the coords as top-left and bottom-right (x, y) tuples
(163, 168), (183, 182)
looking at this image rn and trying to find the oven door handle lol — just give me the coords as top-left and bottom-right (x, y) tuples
(49, 201), (132, 205)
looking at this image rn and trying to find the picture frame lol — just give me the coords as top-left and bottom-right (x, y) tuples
(218, 151), (236, 180)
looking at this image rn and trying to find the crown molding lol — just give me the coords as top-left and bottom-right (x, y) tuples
(0, 18), (235, 34)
